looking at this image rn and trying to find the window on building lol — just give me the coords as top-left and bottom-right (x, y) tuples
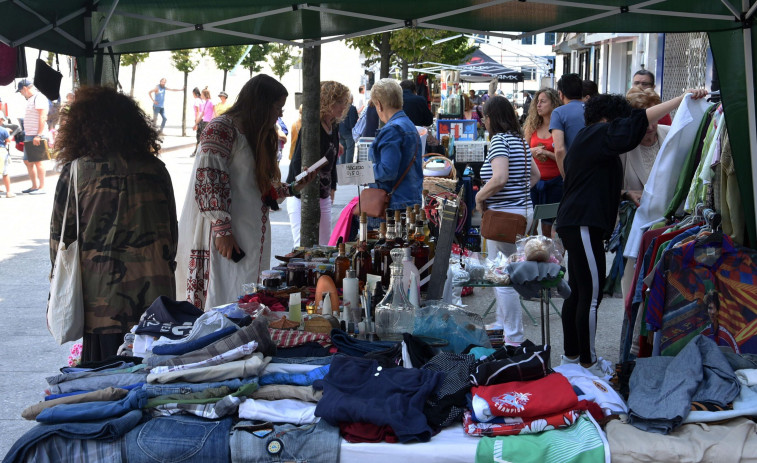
(522, 68), (537, 80)
(472, 34), (489, 44)
(521, 34), (535, 45)
(544, 33), (556, 46)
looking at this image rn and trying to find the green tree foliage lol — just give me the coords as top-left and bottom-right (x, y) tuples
(120, 52), (149, 96)
(241, 44), (271, 77)
(268, 43), (300, 80)
(170, 49), (200, 136)
(207, 45), (247, 91)
(347, 29), (474, 80)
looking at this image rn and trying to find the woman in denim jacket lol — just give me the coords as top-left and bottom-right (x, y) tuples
(369, 78), (423, 212)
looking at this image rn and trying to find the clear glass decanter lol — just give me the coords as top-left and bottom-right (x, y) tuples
(375, 248), (416, 341)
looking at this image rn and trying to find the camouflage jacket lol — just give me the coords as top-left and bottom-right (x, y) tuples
(50, 155), (178, 335)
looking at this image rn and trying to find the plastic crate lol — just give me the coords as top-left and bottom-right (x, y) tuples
(454, 141), (487, 163)
(356, 137), (375, 162)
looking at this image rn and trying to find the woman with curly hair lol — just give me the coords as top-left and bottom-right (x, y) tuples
(176, 74), (316, 310)
(50, 86), (177, 362)
(523, 87), (563, 236)
(286, 80), (350, 246)
(555, 88), (707, 378)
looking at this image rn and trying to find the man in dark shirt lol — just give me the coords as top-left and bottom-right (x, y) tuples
(338, 99), (359, 164)
(399, 79), (433, 127)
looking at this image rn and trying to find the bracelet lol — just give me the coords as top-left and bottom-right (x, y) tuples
(287, 183), (296, 196)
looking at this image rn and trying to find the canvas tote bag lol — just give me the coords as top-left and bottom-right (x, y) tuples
(47, 159), (84, 344)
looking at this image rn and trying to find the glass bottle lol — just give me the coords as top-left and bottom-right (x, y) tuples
(372, 222), (387, 272)
(375, 248), (416, 341)
(334, 243), (350, 289)
(352, 212), (372, 283)
(379, 218), (399, 288)
(393, 210), (405, 247)
(411, 221), (430, 287)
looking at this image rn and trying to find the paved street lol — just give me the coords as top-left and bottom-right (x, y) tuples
(0, 133), (625, 457)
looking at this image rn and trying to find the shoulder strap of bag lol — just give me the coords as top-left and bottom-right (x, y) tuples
(389, 137), (419, 196)
(59, 159), (80, 243)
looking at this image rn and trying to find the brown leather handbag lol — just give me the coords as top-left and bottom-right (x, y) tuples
(354, 140), (418, 218)
(480, 137), (530, 243)
(480, 209), (527, 243)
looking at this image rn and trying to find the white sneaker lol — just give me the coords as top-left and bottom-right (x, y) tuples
(586, 357), (614, 379)
(560, 355), (580, 366)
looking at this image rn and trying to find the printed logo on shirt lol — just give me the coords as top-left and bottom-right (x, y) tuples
(592, 380), (608, 393)
(492, 440), (516, 463)
(492, 391), (531, 414)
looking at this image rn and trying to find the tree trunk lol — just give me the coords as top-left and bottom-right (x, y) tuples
(130, 64), (136, 96)
(379, 32), (391, 78)
(300, 45), (321, 248)
(401, 60), (409, 81)
(489, 78), (498, 97)
(182, 71), (189, 137)
(223, 70), (227, 91)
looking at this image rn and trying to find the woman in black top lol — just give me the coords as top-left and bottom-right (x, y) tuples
(286, 81), (350, 247)
(556, 89), (707, 378)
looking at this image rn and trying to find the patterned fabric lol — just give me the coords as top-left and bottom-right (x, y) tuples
(647, 234), (757, 355)
(421, 352), (476, 428)
(463, 408), (581, 437)
(149, 341), (258, 375)
(269, 328), (332, 348)
(50, 157), (177, 335)
(176, 116), (293, 310)
(150, 396), (243, 419)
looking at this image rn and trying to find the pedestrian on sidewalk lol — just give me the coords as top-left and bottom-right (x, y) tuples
(0, 111), (13, 197)
(148, 77), (183, 134)
(17, 79), (48, 195)
(50, 86), (178, 362)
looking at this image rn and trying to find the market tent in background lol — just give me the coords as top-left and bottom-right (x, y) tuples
(458, 49), (523, 83)
(1, 0), (756, 245)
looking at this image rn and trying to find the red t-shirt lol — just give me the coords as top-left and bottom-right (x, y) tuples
(472, 373), (578, 419)
(530, 132), (560, 180)
(658, 113), (672, 125)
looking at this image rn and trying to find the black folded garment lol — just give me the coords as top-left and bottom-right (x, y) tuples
(469, 342), (551, 386)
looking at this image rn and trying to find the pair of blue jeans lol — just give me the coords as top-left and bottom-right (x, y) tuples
(230, 419), (340, 463)
(124, 415), (232, 463)
(141, 377), (257, 398)
(152, 105), (167, 131)
(151, 325), (238, 356)
(3, 409), (143, 463)
(36, 388), (148, 424)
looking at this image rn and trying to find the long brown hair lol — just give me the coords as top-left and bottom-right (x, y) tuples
(55, 86), (160, 163)
(523, 88), (561, 140)
(224, 74), (288, 195)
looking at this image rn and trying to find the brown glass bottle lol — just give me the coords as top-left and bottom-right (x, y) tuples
(411, 221), (431, 288)
(334, 243), (350, 289)
(352, 212), (373, 283)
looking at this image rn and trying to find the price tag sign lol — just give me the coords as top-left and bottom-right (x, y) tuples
(337, 162), (375, 186)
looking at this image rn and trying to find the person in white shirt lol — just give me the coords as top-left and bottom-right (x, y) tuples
(17, 79), (48, 194)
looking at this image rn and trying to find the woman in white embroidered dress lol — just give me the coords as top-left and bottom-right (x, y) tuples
(176, 74), (315, 310)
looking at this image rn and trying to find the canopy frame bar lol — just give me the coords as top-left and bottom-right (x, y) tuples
(416, 0), (515, 23)
(94, 0), (120, 49)
(9, 2), (89, 49)
(101, 7), (301, 49)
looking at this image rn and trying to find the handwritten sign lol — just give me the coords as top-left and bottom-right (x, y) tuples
(337, 161), (375, 186)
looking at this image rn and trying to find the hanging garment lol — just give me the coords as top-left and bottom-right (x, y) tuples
(646, 234), (757, 355)
(625, 96), (713, 259)
(684, 105), (725, 212)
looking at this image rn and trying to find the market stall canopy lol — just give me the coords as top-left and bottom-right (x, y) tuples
(1, 0), (757, 245)
(0, 1), (748, 56)
(459, 49), (523, 83)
